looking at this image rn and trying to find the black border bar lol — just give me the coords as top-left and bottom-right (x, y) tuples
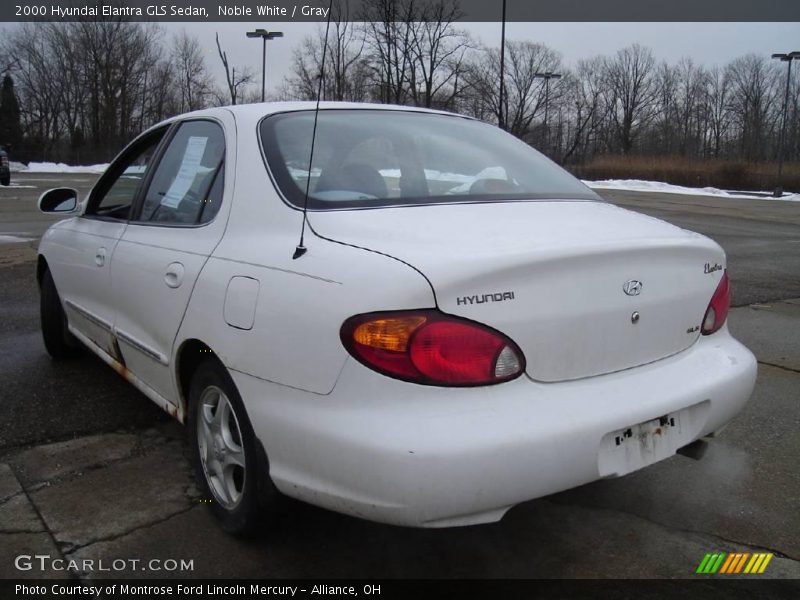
(3, 579), (800, 599)
(2, 0), (799, 23)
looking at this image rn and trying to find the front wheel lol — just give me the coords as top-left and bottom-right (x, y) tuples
(188, 358), (278, 535)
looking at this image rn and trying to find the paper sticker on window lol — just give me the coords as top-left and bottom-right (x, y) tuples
(161, 136), (208, 208)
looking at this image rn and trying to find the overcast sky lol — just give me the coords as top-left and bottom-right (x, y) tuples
(175, 21), (800, 97)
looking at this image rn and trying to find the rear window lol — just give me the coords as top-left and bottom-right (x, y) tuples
(260, 109), (599, 210)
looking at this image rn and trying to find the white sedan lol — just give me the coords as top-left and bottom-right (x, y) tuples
(36, 103), (757, 534)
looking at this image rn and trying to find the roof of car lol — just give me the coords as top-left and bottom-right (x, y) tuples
(164, 101), (467, 125)
(140, 102), (476, 140)
(228, 101), (459, 118)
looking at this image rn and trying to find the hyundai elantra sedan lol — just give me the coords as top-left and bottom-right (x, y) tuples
(36, 103), (757, 534)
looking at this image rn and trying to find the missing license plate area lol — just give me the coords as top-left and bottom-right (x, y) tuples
(597, 404), (707, 478)
(613, 415), (676, 447)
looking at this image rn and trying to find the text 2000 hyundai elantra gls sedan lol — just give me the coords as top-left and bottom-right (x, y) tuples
(36, 103), (756, 534)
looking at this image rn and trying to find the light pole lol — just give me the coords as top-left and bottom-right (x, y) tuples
(772, 51), (800, 197)
(534, 72), (561, 155)
(498, 0), (507, 130)
(246, 29), (284, 103)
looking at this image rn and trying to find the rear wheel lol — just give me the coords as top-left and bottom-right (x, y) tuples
(188, 358), (279, 535)
(40, 268), (81, 359)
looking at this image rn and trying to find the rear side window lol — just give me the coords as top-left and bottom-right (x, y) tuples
(138, 120), (225, 225)
(260, 109), (599, 210)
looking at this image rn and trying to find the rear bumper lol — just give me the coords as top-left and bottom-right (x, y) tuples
(232, 326), (756, 527)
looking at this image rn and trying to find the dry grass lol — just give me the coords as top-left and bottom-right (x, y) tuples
(568, 156), (800, 193)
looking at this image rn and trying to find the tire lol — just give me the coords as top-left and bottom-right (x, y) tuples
(188, 358), (279, 535)
(40, 268), (81, 359)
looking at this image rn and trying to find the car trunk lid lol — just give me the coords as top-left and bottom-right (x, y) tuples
(310, 200), (725, 382)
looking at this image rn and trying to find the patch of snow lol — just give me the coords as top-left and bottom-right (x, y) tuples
(584, 179), (799, 202)
(288, 166), (322, 180)
(25, 162), (109, 174)
(446, 167), (508, 194)
(11, 162), (109, 174)
(378, 168), (480, 184)
(0, 234), (34, 243)
(422, 169), (475, 184)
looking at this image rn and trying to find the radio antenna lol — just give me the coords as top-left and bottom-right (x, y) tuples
(294, 0), (335, 260)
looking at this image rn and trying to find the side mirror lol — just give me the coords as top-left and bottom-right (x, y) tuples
(38, 188), (79, 214)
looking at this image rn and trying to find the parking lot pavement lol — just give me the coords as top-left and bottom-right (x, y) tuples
(1, 174), (799, 579)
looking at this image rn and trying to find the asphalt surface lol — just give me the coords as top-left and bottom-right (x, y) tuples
(0, 172), (799, 580)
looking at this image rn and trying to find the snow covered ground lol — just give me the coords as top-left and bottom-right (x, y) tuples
(10, 161), (109, 174)
(584, 178), (799, 202)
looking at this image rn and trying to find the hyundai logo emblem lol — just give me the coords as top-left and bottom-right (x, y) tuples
(623, 280), (643, 296)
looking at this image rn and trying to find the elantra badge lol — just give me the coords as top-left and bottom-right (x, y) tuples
(623, 280), (643, 296)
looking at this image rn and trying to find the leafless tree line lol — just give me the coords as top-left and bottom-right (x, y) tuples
(1, 20), (223, 163)
(282, 0), (799, 166)
(1, 0), (798, 168)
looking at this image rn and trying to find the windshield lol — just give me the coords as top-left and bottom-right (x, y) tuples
(260, 109), (599, 210)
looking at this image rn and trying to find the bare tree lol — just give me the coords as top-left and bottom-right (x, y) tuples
(4, 24), (64, 159)
(725, 54), (779, 160)
(288, 0), (369, 101)
(602, 44), (658, 154)
(360, 0), (420, 104)
(466, 40), (563, 141)
(704, 66), (731, 157)
(70, 18), (164, 154)
(561, 58), (607, 163)
(1, 17), (213, 162)
(673, 58), (708, 156)
(173, 30), (214, 112)
(406, 0), (472, 109)
(215, 32), (254, 105)
(652, 61), (678, 154)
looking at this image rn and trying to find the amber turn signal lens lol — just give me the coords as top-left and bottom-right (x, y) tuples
(352, 316), (427, 352)
(341, 310), (526, 386)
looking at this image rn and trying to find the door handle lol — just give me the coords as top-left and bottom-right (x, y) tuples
(164, 262), (185, 288)
(95, 247), (106, 267)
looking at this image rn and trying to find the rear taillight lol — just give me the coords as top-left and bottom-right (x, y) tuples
(341, 310), (525, 386)
(701, 271), (730, 335)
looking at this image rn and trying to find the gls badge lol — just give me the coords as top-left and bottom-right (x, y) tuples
(623, 280), (643, 296)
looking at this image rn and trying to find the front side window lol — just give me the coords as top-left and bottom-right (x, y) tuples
(260, 110), (599, 210)
(138, 120), (225, 225)
(86, 129), (165, 220)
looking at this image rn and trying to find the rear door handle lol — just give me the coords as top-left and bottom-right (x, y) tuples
(165, 262), (185, 288)
(95, 247), (106, 267)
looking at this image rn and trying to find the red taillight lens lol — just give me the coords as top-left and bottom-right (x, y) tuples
(701, 271), (731, 335)
(341, 310), (525, 386)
